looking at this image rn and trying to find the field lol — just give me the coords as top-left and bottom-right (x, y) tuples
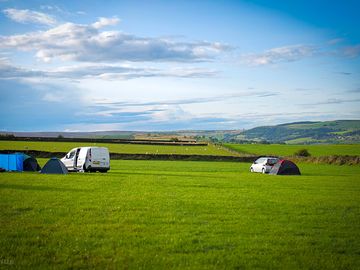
(224, 143), (360, 157)
(1, 159), (359, 269)
(0, 140), (232, 156)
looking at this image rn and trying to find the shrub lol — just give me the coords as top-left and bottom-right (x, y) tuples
(294, 148), (311, 157)
(0, 134), (15, 139)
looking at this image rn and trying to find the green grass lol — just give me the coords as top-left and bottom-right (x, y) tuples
(224, 143), (360, 157)
(0, 140), (232, 156)
(1, 160), (359, 269)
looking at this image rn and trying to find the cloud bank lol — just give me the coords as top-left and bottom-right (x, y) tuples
(0, 59), (218, 80)
(0, 16), (231, 63)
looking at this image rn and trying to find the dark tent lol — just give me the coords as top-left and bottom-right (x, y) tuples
(41, 158), (68, 174)
(22, 154), (41, 172)
(269, 160), (301, 175)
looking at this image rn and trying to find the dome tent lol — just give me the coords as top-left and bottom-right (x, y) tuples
(41, 158), (68, 174)
(0, 153), (41, 172)
(20, 153), (41, 172)
(269, 160), (301, 175)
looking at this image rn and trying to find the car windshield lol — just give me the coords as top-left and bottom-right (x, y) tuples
(255, 158), (265, 164)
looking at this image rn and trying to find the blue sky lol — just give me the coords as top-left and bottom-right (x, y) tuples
(0, 0), (359, 131)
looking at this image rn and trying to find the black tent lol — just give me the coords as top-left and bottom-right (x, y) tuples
(41, 158), (68, 174)
(22, 154), (41, 172)
(269, 160), (301, 175)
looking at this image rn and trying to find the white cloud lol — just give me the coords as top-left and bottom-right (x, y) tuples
(92, 17), (120, 29)
(92, 91), (278, 113)
(0, 60), (219, 80)
(0, 18), (231, 63)
(3, 8), (57, 26)
(243, 44), (316, 66)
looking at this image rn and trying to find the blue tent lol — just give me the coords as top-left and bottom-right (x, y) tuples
(0, 153), (24, 171)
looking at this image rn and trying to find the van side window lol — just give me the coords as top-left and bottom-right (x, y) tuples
(68, 151), (76, 159)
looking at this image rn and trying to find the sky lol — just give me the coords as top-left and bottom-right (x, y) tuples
(0, 0), (359, 132)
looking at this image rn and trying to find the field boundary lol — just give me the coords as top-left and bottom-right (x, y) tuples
(0, 137), (207, 146)
(0, 150), (257, 162)
(290, 155), (360, 165)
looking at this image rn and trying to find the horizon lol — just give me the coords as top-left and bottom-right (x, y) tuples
(1, 119), (359, 133)
(1, 1), (360, 132)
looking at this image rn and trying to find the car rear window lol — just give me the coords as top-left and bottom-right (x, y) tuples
(268, 159), (278, 165)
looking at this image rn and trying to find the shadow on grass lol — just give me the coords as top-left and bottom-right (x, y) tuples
(0, 183), (91, 192)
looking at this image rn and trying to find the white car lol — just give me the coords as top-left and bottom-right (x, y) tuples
(61, 147), (110, 172)
(250, 157), (279, 174)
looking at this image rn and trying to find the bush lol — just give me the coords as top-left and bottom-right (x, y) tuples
(294, 149), (311, 157)
(0, 133), (15, 139)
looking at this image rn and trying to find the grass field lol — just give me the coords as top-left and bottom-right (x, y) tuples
(0, 140), (233, 156)
(1, 160), (359, 269)
(224, 143), (360, 157)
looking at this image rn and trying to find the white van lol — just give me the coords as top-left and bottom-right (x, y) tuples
(61, 147), (110, 172)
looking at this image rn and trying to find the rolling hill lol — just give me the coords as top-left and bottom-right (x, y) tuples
(227, 120), (360, 144)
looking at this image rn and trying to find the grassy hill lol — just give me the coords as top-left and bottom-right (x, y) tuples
(223, 143), (360, 157)
(0, 140), (233, 156)
(228, 120), (360, 144)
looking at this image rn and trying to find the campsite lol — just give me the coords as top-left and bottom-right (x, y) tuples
(0, 140), (360, 269)
(1, 0), (359, 269)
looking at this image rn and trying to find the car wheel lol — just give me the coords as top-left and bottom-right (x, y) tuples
(262, 168), (266, 174)
(250, 167), (254, 172)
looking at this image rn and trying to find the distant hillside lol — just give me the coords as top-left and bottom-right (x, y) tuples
(0, 130), (241, 142)
(2, 120), (360, 144)
(0, 131), (136, 139)
(228, 120), (360, 144)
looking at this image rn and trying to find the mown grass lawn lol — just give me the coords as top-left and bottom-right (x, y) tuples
(0, 140), (232, 156)
(224, 143), (360, 157)
(0, 160), (359, 269)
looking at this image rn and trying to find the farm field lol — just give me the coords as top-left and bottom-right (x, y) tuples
(0, 140), (233, 156)
(224, 143), (360, 157)
(1, 160), (359, 269)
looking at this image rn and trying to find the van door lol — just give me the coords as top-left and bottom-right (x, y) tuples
(63, 149), (77, 170)
(76, 148), (87, 170)
(74, 148), (81, 169)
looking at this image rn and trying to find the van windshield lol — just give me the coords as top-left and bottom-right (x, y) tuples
(68, 151), (76, 159)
